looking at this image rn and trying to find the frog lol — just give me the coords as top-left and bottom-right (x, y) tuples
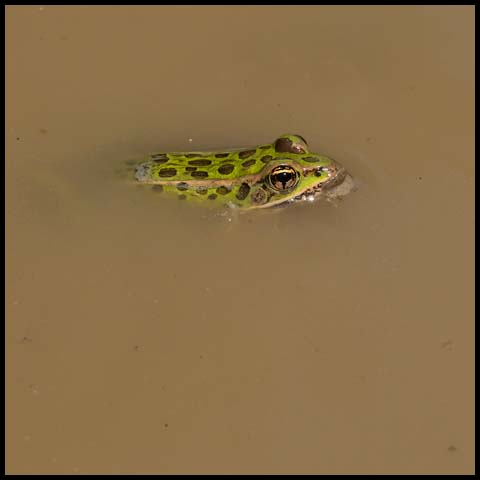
(133, 134), (354, 210)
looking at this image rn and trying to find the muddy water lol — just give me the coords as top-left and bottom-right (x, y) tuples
(6, 6), (474, 474)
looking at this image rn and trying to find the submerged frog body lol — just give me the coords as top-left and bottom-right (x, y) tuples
(133, 134), (354, 210)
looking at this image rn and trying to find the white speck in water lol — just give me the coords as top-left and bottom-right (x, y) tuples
(188, 138), (193, 143)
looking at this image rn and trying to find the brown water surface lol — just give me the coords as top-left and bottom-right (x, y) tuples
(6, 5), (474, 474)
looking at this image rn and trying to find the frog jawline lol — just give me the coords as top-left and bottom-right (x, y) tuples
(266, 169), (351, 209)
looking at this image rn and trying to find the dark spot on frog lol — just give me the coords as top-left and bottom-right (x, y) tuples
(242, 159), (256, 168)
(185, 154), (206, 158)
(152, 185), (164, 192)
(218, 164), (234, 175)
(303, 156), (320, 163)
(216, 186), (230, 195)
(152, 153), (168, 162)
(196, 186), (208, 195)
(261, 155), (273, 163)
(251, 189), (267, 204)
(236, 183), (250, 200)
(185, 166), (197, 172)
(177, 182), (189, 191)
(238, 149), (256, 159)
(259, 145), (270, 149)
(178, 194), (187, 200)
(158, 168), (177, 177)
(208, 193), (217, 200)
(215, 153), (229, 158)
(188, 159), (212, 166)
(191, 171), (209, 178)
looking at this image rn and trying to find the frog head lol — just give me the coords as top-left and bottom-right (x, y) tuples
(238, 134), (352, 209)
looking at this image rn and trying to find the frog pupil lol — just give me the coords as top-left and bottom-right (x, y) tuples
(276, 171), (292, 188)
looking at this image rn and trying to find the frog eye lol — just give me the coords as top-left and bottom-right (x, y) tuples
(274, 134), (308, 154)
(268, 165), (300, 192)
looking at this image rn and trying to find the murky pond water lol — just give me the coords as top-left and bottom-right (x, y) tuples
(6, 5), (474, 474)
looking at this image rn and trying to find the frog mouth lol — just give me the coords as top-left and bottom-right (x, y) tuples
(292, 166), (349, 202)
(315, 165), (348, 191)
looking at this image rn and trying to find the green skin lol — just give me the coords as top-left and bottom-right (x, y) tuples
(133, 134), (349, 210)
